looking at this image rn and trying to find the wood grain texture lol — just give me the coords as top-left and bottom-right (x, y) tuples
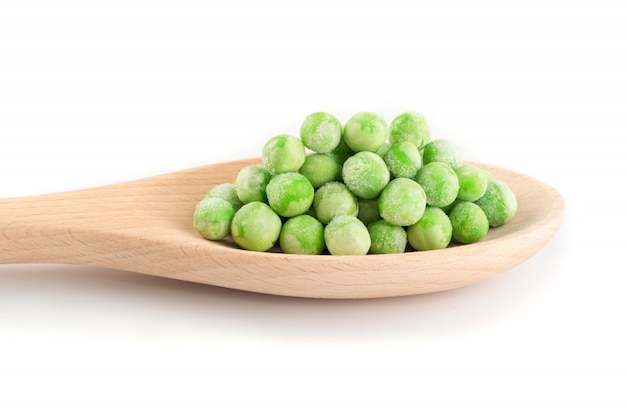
(0, 158), (564, 298)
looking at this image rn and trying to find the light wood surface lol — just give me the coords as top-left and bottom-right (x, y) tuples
(0, 158), (564, 298)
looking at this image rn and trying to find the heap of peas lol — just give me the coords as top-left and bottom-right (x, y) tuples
(193, 111), (517, 255)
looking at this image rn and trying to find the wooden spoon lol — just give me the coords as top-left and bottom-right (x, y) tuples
(0, 158), (564, 299)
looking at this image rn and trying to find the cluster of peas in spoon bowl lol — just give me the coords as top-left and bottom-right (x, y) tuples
(193, 111), (517, 256)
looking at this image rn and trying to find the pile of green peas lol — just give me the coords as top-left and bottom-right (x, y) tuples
(193, 111), (517, 255)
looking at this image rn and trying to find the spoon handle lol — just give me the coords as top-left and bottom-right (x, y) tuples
(0, 188), (131, 265)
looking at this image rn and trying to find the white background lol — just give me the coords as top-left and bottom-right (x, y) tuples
(1, 0), (624, 415)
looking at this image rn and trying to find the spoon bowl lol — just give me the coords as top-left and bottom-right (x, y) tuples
(0, 158), (564, 298)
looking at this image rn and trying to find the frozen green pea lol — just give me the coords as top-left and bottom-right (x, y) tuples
(383, 141), (422, 179)
(367, 220), (407, 254)
(204, 183), (244, 212)
(422, 139), (463, 169)
(375, 142), (391, 158)
(298, 153), (341, 189)
(266, 172), (315, 217)
(474, 180), (517, 227)
(324, 215), (371, 256)
(342, 112), (389, 152)
(262, 134), (306, 174)
(327, 137), (354, 166)
(440, 198), (462, 214)
(455, 164), (489, 202)
(279, 214), (325, 255)
(342, 151), (390, 199)
(389, 111), (430, 149)
(313, 181), (359, 225)
(234, 165), (273, 204)
(415, 162), (460, 208)
(231, 202), (282, 252)
(300, 112), (342, 153)
(357, 197), (380, 226)
(407, 206), (452, 251)
(193, 197), (235, 240)
(448, 201), (489, 244)
(378, 178), (427, 226)
(483, 169), (497, 183)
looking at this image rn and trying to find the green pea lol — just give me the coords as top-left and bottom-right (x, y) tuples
(389, 111), (430, 149)
(193, 198), (235, 241)
(375, 142), (392, 158)
(378, 178), (427, 226)
(474, 180), (517, 227)
(342, 112), (389, 153)
(415, 162), (460, 208)
(324, 215), (371, 256)
(448, 201), (489, 244)
(300, 112), (342, 153)
(234, 165), (273, 204)
(313, 181), (359, 225)
(299, 153), (341, 189)
(204, 183), (244, 212)
(266, 172), (315, 218)
(407, 206), (452, 251)
(262, 134), (306, 174)
(342, 151), (390, 199)
(231, 202), (282, 252)
(326, 137), (354, 166)
(383, 141), (422, 179)
(367, 220), (408, 254)
(422, 139), (463, 169)
(356, 197), (380, 226)
(455, 164), (489, 202)
(279, 214), (326, 255)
